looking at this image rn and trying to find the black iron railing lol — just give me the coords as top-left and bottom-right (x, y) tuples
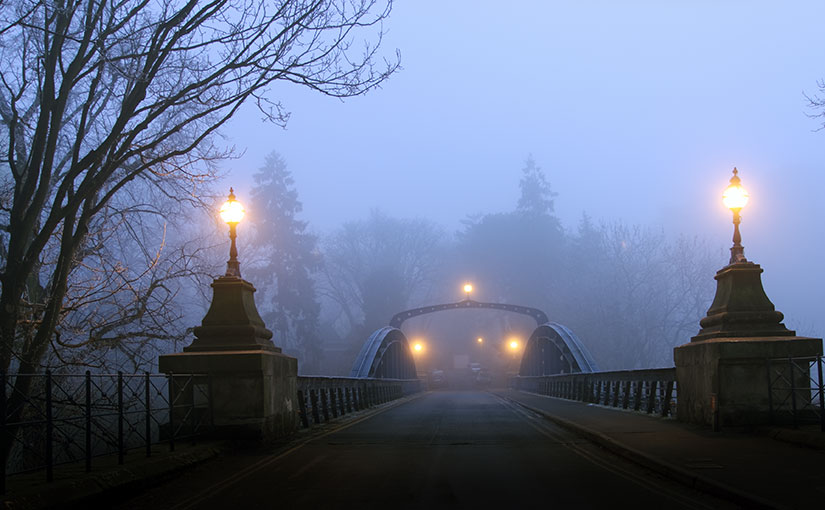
(296, 377), (420, 428)
(1, 371), (212, 492)
(511, 368), (677, 417)
(766, 356), (824, 431)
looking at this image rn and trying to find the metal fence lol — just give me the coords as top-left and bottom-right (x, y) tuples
(1, 371), (212, 493)
(511, 368), (677, 417)
(296, 377), (420, 428)
(766, 356), (824, 431)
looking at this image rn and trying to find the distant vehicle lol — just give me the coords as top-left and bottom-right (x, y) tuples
(475, 368), (492, 387)
(469, 362), (482, 374)
(430, 369), (447, 389)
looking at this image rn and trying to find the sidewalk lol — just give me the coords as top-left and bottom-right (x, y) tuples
(2, 440), (230, 509)
(498, 389), (825, 510)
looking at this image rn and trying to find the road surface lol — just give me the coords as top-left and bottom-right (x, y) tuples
(116, 391), (736, 509)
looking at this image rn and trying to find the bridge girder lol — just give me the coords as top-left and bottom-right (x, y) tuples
(350, 327), (417, 379)
(389, 300), (548, 329)
(518, 322), (599, 376)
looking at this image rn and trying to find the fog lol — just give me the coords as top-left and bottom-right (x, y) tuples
(204, 0), (825, 372)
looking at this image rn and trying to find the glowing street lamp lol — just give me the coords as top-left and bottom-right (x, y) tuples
(477, 337), (484, 344)
(411, 340), (425, 354)
(220, 188), (245, 277)
(463, 283), (473, 300)
(722, 168), (749, 265)
(509, 340), (519, 351)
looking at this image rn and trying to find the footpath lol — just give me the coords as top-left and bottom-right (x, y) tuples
(1, 393), (421, 509)
(498, 389), (825, 510)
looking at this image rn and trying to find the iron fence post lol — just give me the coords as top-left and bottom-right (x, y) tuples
(1, 370), (6, 494)
(45, 370), (53, 482)
(145, 372), (151, 458)
(817, 356), (824, 433)
(118, 371), (124, 464)
(191, 376), (196, 445)
(208, 374), (215, 429)
(85, 371), (91, 472)
(168, 374), (175, 452)
(788, 357), (798, 429)
(765, 359), (774, 425)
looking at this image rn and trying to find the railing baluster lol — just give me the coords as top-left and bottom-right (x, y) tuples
(633, 380), (643, 411)
(297, 390), (309, 428)
(662, 380), (674, 417)
(646, 380), (658, 414)
(622, 381), (631, 409)
(321, 388), (330, 422)
(310, 389), (321, 424)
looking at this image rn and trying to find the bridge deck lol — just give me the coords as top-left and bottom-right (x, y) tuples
(115, 391), (743, 509)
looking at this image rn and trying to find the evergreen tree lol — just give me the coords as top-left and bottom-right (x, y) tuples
(248, 151), (322, 373)
(517, 154), (557, 217)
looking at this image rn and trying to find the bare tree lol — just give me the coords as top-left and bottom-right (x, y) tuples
(0, 0), (397, 456)
(319, 210), (446, 342)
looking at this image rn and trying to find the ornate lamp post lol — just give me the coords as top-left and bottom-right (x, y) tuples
(674, 167), (820, 429)
(159, 186), (296, 441)
(722, 168), (749, 265)
(219, 188), (245, 277)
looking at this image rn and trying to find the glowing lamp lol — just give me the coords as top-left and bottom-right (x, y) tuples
(221, 188), (244, 277)
(723, 169), (749, 265)
(722, 169), (749, 211)
(509, 340), (519, 350)
(477, 337), (483, 343)
(220, 189), (245, 224)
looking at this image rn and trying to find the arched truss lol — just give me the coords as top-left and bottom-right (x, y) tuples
(389, 300), (549, 329)
(350, 327), (417, 379)
(518, 322), (600, 376)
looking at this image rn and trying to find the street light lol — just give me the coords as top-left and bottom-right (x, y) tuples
(220, 188), (245, 278)
(477, 337), (483, 344)
(722, 168), (749, 265)
(463, 283), (473, 300)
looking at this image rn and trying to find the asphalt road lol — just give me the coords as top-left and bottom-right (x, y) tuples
(115, 391), (736, 509)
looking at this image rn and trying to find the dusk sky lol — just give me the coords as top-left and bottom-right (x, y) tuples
(219, 1), (825, 336)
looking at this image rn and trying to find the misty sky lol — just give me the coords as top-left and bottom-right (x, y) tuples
(220, 2), (825, 336)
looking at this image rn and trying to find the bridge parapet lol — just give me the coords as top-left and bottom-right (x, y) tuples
(296, 376), (420, 428)
(512, 367), (676, 417)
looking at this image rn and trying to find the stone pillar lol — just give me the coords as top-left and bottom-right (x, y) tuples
(674, 261), (822, 427)
(159, 276), (298, 440)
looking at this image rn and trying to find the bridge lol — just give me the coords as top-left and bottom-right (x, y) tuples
(3, 260), (824, 508)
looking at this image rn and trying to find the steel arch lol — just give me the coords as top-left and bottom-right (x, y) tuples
(350, 327), (417, 379)
(389, 300), (548, 329)
(518, 322), (599, 376)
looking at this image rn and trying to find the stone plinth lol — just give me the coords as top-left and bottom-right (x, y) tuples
(187, 276), (279, 353)
(159, 349), (297, 440)
(674, 336), (822, 427)
(691, 262), (795, 342)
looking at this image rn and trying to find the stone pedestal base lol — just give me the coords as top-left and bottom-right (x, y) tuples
(674, 336), (822, 427)
(159, 349), (298, 440)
